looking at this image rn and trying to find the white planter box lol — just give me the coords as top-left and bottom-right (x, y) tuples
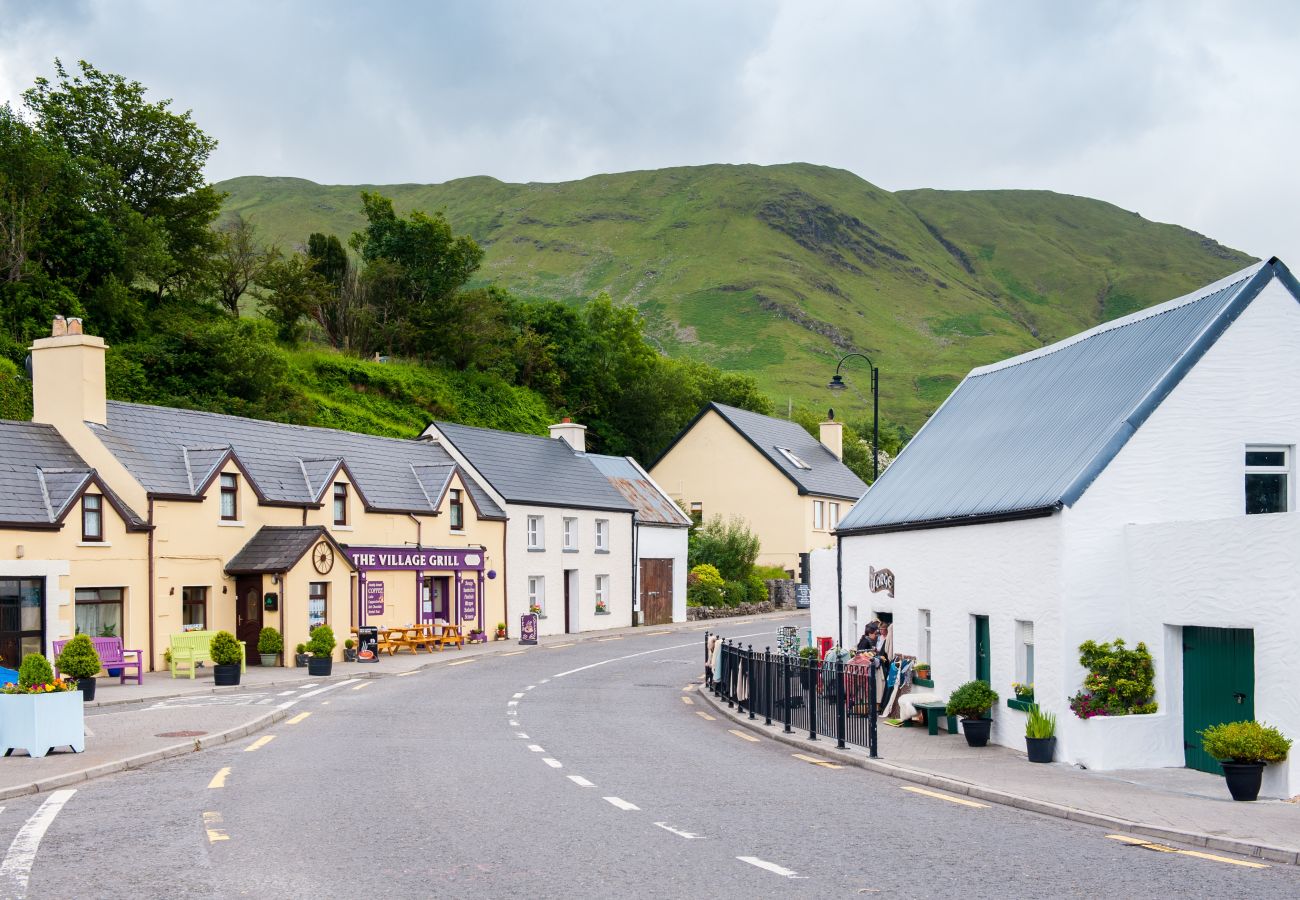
(1062, 712), (1181, 771)
(0, 691), (85, 758)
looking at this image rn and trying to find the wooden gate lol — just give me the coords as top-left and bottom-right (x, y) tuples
(639, 559), (673, 625)
(1183, 626), (1254, 774)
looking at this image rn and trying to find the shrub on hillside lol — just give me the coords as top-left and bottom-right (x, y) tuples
(722, 580), (747, 608)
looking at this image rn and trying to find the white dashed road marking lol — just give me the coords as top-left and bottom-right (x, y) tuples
(603, 797), (639, 811)
(654, 822), (705, 839)
(512, 692), (525, 699)
(737, 856), (805, 879)
(553, 642), (695, 678)
(0, 789), (76, 898)
(515, 732), (529, 739)
(568, 776), (595, 787)
(298, 679), (357, 699)
(542, 758), (563, 768)
(527, 745), (545, 752)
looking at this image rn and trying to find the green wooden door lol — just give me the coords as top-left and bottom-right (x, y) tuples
(974, 615), (991, 684)
(1182, 626), (1254, 774)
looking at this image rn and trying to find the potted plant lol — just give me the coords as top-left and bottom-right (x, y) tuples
(529, 604), (544, 618)
(99, 623), (123, 677)
(914, 661), (931, 680)
(257, 627), (283, 667)
(495, 622), (507, 641)
(798, 644), (820, 690)
(163, 647), (173, 670)
(595, 600), (609, 615)
(1025, 703), (1056, 763)
(295, 643), (309, 667)
(467, 629), (486, 644)
(0, 654), (83, 758)
(54, 635), (102, 702)
(343, 638), (358, 662)
(306, 625), (336, 676)
(946, 680), (999, 747)
(1013, 681), (1034, 702)
(1200, 720), (1292, 801)
(209, 631), (243, 686)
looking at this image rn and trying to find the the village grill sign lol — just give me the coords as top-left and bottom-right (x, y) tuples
(346, 547), (484, 570)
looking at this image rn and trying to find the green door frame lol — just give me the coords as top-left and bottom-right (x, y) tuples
(1182, 626), (1255, 774)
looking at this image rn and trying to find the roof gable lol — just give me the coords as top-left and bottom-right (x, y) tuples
(225, 525), (354, 575)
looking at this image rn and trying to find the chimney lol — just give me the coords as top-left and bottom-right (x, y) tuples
(819, 408), (843, 460)
(30, 315), (108, 428)
(549, 417), (587, 453)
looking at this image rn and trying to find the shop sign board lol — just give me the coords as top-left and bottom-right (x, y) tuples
(346, 547), (485, 571)
(365, 581), (385, 616)
(459, 578), (478, 622)
(520, 613), (538, 645)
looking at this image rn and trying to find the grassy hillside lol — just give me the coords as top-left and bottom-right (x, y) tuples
(217, 164), (1255, 429)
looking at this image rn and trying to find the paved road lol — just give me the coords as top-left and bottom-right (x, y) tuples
(4, 620), (1298, 898)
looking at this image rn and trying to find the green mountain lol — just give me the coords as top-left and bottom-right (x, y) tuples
(217, 163), (1255, 430)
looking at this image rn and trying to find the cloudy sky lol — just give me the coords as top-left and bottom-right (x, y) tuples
(2, 1), (1297, 262)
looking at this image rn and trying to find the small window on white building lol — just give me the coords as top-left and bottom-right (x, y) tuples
(813, 500), (824, 530)
(1016, 620), (1035, 685)
(528, 576), (545, 614)
(563, 517), (578, 551)
(595, 519), (609, 552)
(776, 447), (812, 470)
(829, 502), (840, 529)
(918, 609), (932, 665)
(1245, 446), (1291, 514)
(595, 574), (609, 611)
(527, 515), (544, 550)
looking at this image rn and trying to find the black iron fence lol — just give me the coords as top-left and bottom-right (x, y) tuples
(705, 634), (879, 757)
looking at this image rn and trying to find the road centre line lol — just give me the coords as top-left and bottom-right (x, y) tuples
(597, 636), (624, 641)
(446, 658), (476, 667)
(509, 720), (520, 726)
(681, 696), (694, 705)
(208, 768), (231, 789)
(695, 711), (716, 721)
(1105, 834), (1269, 869)
(508, 700), (519, 706)
(525, 685), (535, 690)
(202, 811), (229, 843)
(513, 693), (525, 699)
(542, 758), (563, 768)
(682, 684), (697, 691)
(286, 712), (311, 725)
(549, 643), (574, 649)
(654, 822), (705, 839)
(901, 786), (988, 808)
(728, 729), (760, 743)
(568, 775), (595, 787)
(603, 797), (639, 811)
(553, 641), (696, 678)
(244, 735), (276, 752)
(277, 690), (296, 696)
(737, 856), (805, 879)
(791, 753), (842, 769)
(299, 679), (357, 698)
(0, 790), (76, 898)
(527, 745), (545, 752)
(515, 732), (529, 738)
(502, 650), (526, 656)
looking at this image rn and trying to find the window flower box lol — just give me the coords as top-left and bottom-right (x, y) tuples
(0, 691), (86, 758)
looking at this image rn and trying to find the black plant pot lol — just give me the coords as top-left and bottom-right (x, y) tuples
(295, 653), (309, 667)
(961, 717), (992, 747)
(344, 649), (358, 662)
(213, 664), (241, 687)
(1026, 736), (1056, 763)
(1221, 762), (1265, 801)
(307, 656), (333, 677)
(77, 677), (96, 702)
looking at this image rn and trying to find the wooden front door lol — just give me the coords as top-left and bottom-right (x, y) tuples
(236, 575), (263, 665)
(1183, 626), (1255, 774)
(640, 558), (673, 626)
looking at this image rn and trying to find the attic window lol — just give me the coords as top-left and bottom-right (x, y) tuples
(776, 447), (812, 470)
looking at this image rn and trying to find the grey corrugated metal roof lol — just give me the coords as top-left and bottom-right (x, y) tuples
(658, 403), (867, 500)
(839, 260), (1289, 533)
(90, 402), (505, 519)
(588, 454), (692, 527)
(225, 525), (352, 574)
(434, 422), (636, 513)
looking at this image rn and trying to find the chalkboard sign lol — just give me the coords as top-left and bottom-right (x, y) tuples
(795, 584), (811, 606)
(519, 613), (539, 645)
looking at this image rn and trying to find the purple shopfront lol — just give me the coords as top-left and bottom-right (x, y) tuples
(345, 546), (486, 633)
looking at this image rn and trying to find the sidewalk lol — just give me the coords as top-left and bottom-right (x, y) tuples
(699, 685), (1300, 866)
(0, 611), (799, 801)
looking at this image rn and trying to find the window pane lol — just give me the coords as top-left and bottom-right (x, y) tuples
(221, 492), (236, 518)
(1246, 450), (1286, 467)
(1246, 473), (1287, 514)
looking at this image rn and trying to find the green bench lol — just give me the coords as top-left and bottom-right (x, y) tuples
(913, 700), (958, 736)
(169, 631), (246, 679)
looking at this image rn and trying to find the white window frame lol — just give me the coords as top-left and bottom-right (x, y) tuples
(563, 517), (578, 551)
(1245, 444), (1292, 515)
(595, 574), (609, 609)
(528, 575), (545, 614)
(527, 515), (544, 550)
(595, 519), (609, 552)
(813, 500), (824, 530)
(1016, 619), (1035, 685)
(919, 609), (932, 665)
(829, 502), (840, 529)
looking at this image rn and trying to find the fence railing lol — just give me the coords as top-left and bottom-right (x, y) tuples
(705, 634), (879, 757)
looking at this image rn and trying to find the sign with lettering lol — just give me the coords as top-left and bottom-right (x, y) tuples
(346, 547), (485, 571)
(365, 580), (385, 616)
(520, 613), (538, 645)
(459, 578), (478, 623)
(868, 566), (895, 598)
(795, 584), (811, 607)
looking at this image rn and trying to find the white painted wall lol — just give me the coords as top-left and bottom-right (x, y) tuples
(636, 524), (688, 623)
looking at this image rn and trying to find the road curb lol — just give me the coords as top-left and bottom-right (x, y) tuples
(0, 707), (291, 803)
(697, 685), (1300, 866)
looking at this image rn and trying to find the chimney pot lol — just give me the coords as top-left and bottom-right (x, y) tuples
(52, 316), (67, 337)
(67, 317), (83, 335)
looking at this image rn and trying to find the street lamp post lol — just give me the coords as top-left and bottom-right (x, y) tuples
(827, 353), (880, 651)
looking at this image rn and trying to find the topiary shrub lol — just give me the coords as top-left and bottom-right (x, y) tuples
(689, 564), (724, 589)
(19, 653), (54, 688)
(307, 624), (336, 658)
(1068, 637), (1157, 718)
(55, 635), (102, 680)
(257, 627), (283, 655)
(1200, 721), (1291, 764)
(946, 680), (999, 719)
(209, 631), (243, 667)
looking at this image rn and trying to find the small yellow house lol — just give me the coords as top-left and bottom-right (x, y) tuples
(649, 403), (867, 572)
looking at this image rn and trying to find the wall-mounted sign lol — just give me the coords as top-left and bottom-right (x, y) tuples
(263, 592), (279, 612)
(459, 578), (478, 622)
(868, 566), (895, 598)
(520, 613), (538, 645)
(346, 547), (484, 571)
(365, 580), (385, 616)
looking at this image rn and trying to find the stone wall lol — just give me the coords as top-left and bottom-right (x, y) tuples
(766, 579), (798, 609)
(686, 601), (775, 621)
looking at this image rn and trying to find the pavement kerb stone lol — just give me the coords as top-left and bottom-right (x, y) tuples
(0, 707), (291, 803)
(697, 684), (1300, 867)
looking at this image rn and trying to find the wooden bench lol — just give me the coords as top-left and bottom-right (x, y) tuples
(913, 700), (958, 736)
(52, 637), (144, 685)
(169, 631), (246, 679)
(438, 624), (464, 649)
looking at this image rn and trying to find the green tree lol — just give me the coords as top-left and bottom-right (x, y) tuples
(688, 515), (761, 582)
(259, 252), (332, 344)
(209, 214), (278, 315)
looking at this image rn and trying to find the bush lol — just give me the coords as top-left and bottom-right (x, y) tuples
(689, 564), (724, 589)
(307, 624), (336, 658)
(18, 653), (54, 688)
(689, 515), (760, 582)
(1068, 637), (1157, 718)
(295, 643), (307, 655)
(1025, 704), (1057, 739)
(1200, 721), (1291, 764)
(752, 564), (789, 581)
(209, 631), (243, 667)
(55, 635), (102, 680)
(257, 627), (283, 655)
(722, 580), (746, 607)
(687, 581), (724, 608)
(344, 638), (355, 649)
(946, 680), (999, 719)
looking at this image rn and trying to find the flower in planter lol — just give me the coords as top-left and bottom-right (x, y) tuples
(595, 602), (608, 614)
(1012, 681), (1034, 699)
(529, 605), (542, 615)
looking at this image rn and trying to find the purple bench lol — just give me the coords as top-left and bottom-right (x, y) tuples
(52, 637), (144, 685)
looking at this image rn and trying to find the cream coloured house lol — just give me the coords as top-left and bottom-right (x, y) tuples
(650, 403), (867, 572)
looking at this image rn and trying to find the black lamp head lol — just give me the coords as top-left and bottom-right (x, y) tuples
(827, 374), (847, 391)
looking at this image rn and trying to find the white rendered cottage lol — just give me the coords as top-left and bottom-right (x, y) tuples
(812, 259), (1300, 798)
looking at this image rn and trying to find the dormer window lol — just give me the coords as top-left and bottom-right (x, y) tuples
(82, 494), (103, 542)
(776, 447), (812, 470)
(220, 474), (239, 521)
(449, 489), (464, 530)
(333, 482), (349, 526)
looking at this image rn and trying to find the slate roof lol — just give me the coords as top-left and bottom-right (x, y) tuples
(433, 422), (636, 513)
(225, 526), (352, 575)
(588, 454), (691, 527)
(88, 402), (505, 519)
(653, 403), (868, 501)
(839, 259), (1295, 535)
